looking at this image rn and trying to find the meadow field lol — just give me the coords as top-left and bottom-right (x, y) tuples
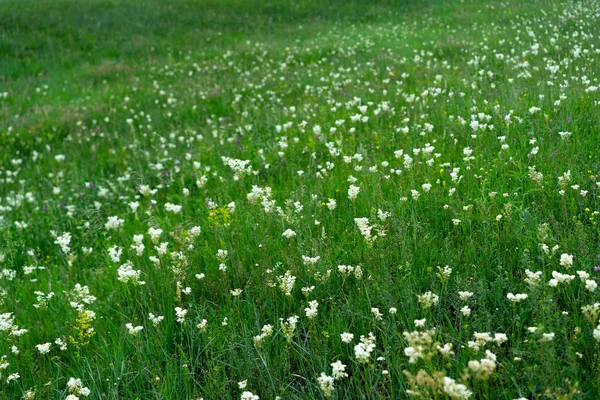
(1, 0), (600, 398)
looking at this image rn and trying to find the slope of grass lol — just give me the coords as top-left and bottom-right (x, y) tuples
(1, 0), (600, 399)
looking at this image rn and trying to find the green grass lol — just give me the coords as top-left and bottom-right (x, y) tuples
(1, 0), (600, 398)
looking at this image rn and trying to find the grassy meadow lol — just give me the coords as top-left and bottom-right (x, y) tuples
(1, 0), (600, 398)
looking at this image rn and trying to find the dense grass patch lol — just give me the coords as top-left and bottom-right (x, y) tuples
(1, 0), (600, 399)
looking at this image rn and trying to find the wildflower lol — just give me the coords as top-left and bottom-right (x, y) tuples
(437, 343), (454, 357)
(54, 232), (72, 254)
(36, 343), (51, 354)
(371, 307), (383, 321)
(468, 332), (493, 351)
(164, 203), (182, 214)
(348, 185), (360, 200)
(138, 185), (157, 197)
(108, 245), (122, 262)
(468, 351), (497, 380)
(353, 266), (363, 279)
(131, 235), (145, 256)
(494, 333), (508, 346)
(55, 338), (67, 350)
(415, 318), (427, 327)
(354, 332), (376, 363)
(331, 360), (348, 380)
(540, 333), (555, 342)
(222, 157), (252, 180)
(341, 332), (355, 343)
(240, 391), (259, 400)
(281, 315), (298, 343)
(524, 270), (542, 286)
(188, 226), (202, 239)
(377, 209), (391, 221)
(582, 303), (600, 323)
(301, 286), (315, 296)
(126, 323), (144, 336)
(338, 265), (354, 277)
(548, 271), (575, 286)
(460, 306), (472, 317)
(301, 255), (320, 266)
(558, 131), (572, 139)
(277, 271), (296, 296)
(437, 265), (452, 281)
(586, 280), (598, 292)
(148, 313), (164, 326)
(196, 175), (208, 188)
(33, 291), (55, 309)
(175, 307), (187, 323)
(354, 217), (376, 245)
(593, 325), (600, 342)
(6, 373), (19, 383)
(442, 376), (472, 399)
(458, 291), (474, 301)
(69, 284), (97, 307)
(214, 249), (227, 262)
(104, 216), (125, 231)
(154, 242), (168, 255)
(282, 228), (296, 238)
(117, 262), (145, 285)
(558, 171), (571, 188)
(507, 293), (528, 303)
(403, 329), (436, 363)
(253, 324), (274, 347)
(317, 373), (335, 398)
(148, 227), (163, 244)
(560, 253), (574, 268)
(577, 271), (590, 280)
(305, 300), (319, 319)
(129, 201), (139, 213)
(417, 291), (439, 309)
(197, 319), (208, 332)
(326, 199), (337, 210)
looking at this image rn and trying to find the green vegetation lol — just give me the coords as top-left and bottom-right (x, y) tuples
(1, 0), (600, 398)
